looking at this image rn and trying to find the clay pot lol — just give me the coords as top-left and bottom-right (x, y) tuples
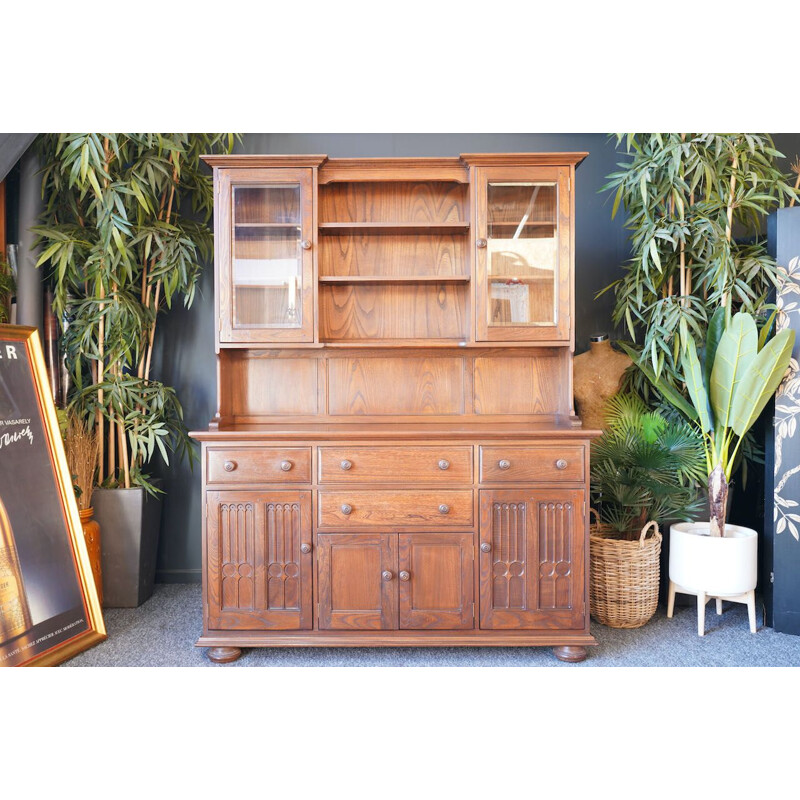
(79, 507), (103, 606)
(573, 334), (632, 430)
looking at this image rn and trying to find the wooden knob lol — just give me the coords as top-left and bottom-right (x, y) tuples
(280, 460), (293, 471)
(438, 504), (450, 515)
(382, 570), (393, 582)
(438, 459), (450, 470)
(341, 504), (352, 515)
(476, 238), (487, 249)
(498, 459), (511, 470)
(399, 571), (410, 582)
(481, 542), (492, 553)
(556, 459), (568, 470)
(340, 459), (352, 471)
(300, 543), (312, 554)
(223, 460), (237, 472)
(301, 239), (312, 250)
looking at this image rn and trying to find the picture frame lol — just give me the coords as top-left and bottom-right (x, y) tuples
(0, 324), (105, 666)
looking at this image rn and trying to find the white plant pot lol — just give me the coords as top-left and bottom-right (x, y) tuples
(669, 522), (757, 597)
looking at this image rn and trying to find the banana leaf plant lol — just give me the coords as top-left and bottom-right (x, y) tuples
(641, 308), (795, 537)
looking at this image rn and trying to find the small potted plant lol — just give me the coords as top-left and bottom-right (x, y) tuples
(590, 393), (706, 628)
(643, 309), (795, 634)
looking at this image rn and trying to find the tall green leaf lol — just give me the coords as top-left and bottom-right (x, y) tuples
(682, 337), (712, 432)
(730, 328), (796, 437)
(703, 306), (726, 391)
(710, 312), (757, 432)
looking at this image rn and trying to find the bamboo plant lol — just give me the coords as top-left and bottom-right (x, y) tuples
(34, 133), (236, 494)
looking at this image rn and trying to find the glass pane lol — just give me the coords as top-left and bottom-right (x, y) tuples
(232, 184), (302, 328)
(486, 182), (557, 327)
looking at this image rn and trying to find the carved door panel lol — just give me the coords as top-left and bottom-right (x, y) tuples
(398, 533), (474, 629)
(317, 533), (398, 630)
(479, 490), (585, 629)
(206, 491), (312, 630)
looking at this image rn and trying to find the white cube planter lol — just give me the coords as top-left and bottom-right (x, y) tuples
(668, 522), (758, 635)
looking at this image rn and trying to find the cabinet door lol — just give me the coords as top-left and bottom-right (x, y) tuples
(479, 490), (585, 629)
(217, 168), (314, 344)
(206, 491), (312, 630)
(398, 533), (474, 630)
(317, 533), (398, 630)
(475, 166), (571, 342)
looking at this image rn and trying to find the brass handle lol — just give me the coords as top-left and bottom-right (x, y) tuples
(399, 571), (410, 582)
(300, 543), (312, 554)
(556, 459), (568, 470)
(476, 238), (487, 249)
(341, 504), (352, 515)
(438, 459), (450, 470)
(498, 459), (511, 470)
(223, 460), (237, 472)
(438, 504), (450, 515)
(382, 570), (393, 582)
(301, 239), (312, 250)
(280, 460), (293, 472)
(481, 542), (492, 553)
(340, 459), (352, 471)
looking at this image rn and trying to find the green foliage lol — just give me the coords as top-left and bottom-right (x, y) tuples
(0, 258), (15, 323)
(591, 394), (706, 534)
(34, 133), (238, 493)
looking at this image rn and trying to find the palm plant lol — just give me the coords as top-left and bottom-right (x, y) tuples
(591, 393), (706, 536)
(34, 133), (236, 493)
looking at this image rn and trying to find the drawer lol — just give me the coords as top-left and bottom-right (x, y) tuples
(318, 446), (472, 484)
(480, 446), (584, 483)
(318, 490), (474, 528)
(206, 447), (311, 484)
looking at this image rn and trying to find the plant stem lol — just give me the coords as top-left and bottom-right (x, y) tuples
(722, 144), (739, 308)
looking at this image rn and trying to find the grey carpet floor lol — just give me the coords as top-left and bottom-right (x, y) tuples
(62, 583), (800, 667)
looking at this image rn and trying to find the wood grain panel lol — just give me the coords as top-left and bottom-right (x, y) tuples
(398, 533), (474, 629)
(319, 181), (467, 223)
(318, 446), (472, 483)
(319, 233), (467, 278)
(473, 355), (563, 415)
(327, 356), (465, 416)
(207, 447), (312, 484)
(228, 355), (318, 416)
(479, 445), (584, 482)
(319, 283), (467, 341)
(318, 490), (473, 528)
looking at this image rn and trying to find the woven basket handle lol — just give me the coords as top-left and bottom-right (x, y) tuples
(589, 508), (601, 525)
(639, 520), (660, 547)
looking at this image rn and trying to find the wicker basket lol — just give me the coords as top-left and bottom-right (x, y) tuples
(589, 510), (662, 629)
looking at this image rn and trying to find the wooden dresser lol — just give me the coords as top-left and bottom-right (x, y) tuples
(191, 153), (599, 662)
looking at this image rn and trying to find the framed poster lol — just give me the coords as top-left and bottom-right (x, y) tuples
(0, 325), (105, 666)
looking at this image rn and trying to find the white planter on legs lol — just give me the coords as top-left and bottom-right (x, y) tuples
(667, 522), (758, 635)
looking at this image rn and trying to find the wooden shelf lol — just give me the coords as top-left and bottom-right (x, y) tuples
(319, 275), (470, 284)
(318, 222), (469, 235)
(489, 276), (554, 283)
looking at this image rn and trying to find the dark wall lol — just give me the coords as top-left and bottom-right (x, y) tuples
(151, 132), (631, 581)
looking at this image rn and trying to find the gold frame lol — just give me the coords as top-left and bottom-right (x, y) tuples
(0, 325), (106, 666)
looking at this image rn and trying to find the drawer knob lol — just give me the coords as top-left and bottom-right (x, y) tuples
(481, 542), (492, 553)
(280, 460), (293, 472)
(223, 460), (237, 472)
(341, 504), (353, 515)
(438, 459), (450, 470)
(301, 239), (312, 250)
(399, 570), (410, 582)
(382, 570), (394, 582)
(498, 459), (511, 470)
(340, 459), (352, 471)
(300, 543), (312, 554)
(476, 237), (488, 249)
(556, 459), (568, 470)
(438, 504), (450, 515)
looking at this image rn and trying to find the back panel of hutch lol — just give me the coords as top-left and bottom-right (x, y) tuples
(191, 153), (599, 662)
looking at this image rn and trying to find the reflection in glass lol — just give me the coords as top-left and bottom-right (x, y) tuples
(487, 182), (557, 327)
(232, 185), (302, 328)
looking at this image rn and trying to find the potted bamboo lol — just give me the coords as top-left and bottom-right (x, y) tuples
(34, 133), (235, 606)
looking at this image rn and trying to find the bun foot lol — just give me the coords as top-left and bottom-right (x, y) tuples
(207, 646), (242, 663)
(552, 645), (588, 663)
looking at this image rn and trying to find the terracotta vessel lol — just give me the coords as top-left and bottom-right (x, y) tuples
(79, 507), (103, 606)
(573, 334), (632, 430)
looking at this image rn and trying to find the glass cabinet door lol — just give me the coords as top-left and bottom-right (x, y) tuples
(218, 168), (314, 343)
(475, 167), (571, 342)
